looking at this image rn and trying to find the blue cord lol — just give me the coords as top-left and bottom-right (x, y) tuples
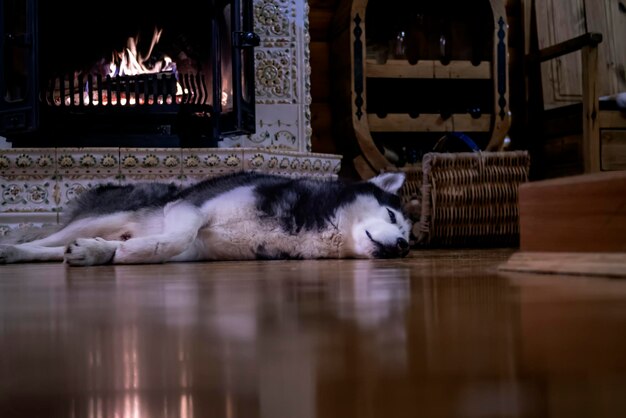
(449, 132), (481, 152)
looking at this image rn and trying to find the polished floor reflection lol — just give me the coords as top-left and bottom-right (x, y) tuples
(1, 249), (625, 417)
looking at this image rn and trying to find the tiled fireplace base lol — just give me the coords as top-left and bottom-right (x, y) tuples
(0, 147), (341, 233)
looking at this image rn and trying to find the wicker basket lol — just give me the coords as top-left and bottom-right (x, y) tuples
(400, 151), (530, 248)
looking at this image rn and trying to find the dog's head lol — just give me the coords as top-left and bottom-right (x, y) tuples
(342, 172), (411, 259)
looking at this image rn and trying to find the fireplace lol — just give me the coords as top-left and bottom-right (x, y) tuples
(0, 0), (342, 233)
(0, 0), (259, 147)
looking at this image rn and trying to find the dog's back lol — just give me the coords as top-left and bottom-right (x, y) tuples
(64, 182), (181, 223)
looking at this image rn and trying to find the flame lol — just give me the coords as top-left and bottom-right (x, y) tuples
(47, 27), (231, 108)
(108, 27), (177, 77)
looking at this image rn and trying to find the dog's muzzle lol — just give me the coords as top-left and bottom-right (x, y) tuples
(366, 231), (410, 258)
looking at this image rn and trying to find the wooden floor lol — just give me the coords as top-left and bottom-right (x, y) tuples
(1, 249), (626, 417)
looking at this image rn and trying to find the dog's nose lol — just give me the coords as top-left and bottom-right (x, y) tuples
(396, 238), (409, 256)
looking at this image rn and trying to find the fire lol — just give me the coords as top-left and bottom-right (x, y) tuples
(108, 27), (177, 77)
(46, 27), (230, 109)
(50, 27), (185, 107)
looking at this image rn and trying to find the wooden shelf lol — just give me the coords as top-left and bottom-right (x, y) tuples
(366, 59), (491, 79)
(368, 113), (492, 132)
(331, 0), (511, 177)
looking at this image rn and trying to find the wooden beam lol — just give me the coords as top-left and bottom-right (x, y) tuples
(366, 60), (491, 79)
(581, 43), (601, 173)
(536, 32), (603, 62)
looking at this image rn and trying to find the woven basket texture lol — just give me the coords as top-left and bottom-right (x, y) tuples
(399, 151), (530, 247)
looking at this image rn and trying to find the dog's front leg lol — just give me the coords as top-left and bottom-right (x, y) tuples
(65, 201), (205, 266)
(64, 237), (121, 266)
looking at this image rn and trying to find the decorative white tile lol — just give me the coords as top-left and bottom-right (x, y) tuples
(254, 47), (294, 104)
(180, 148), (245, 186)
(55, 148), (120, 178)
(0, 148), (56, 178)
(242, 149), (341, 178)
(0, 149), (57, 214)
(54, 148), (122, 214)
(258, 105), (298, 147)
(118, 148), (183, 184)
(0, 178), (57, 214)
(254, 0), (294, 41)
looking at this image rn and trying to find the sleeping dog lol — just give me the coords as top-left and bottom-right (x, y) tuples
(0, 171), (411, 265)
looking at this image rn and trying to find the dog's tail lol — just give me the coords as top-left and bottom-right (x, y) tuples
(0, 223), (61, 244)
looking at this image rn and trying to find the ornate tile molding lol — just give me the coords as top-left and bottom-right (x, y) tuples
(254, 0), (292, 39)
(0, 149), (57, 217)
(222, 0), (312, 152)
(118, 148), (183, 184)
(255, 48), (293, 103)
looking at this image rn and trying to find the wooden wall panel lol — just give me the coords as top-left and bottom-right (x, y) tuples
(309, 0), (341, 154)
(309, 8), (336, 40)
(525, 0), (626, 109)
(537, 0), (586, 107)
(310, 103), (337, 154)
(310, 42), (330, 102)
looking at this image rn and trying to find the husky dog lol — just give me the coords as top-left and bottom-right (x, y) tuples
(0, 171), (411, 266)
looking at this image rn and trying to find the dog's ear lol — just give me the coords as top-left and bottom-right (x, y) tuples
(368, 172), (405, 194)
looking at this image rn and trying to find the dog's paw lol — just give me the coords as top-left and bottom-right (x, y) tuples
(0, 244), (20, 264)
(64, 238), (118, 266)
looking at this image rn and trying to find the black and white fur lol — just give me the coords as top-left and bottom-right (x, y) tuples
(0, 171), (411, 266)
